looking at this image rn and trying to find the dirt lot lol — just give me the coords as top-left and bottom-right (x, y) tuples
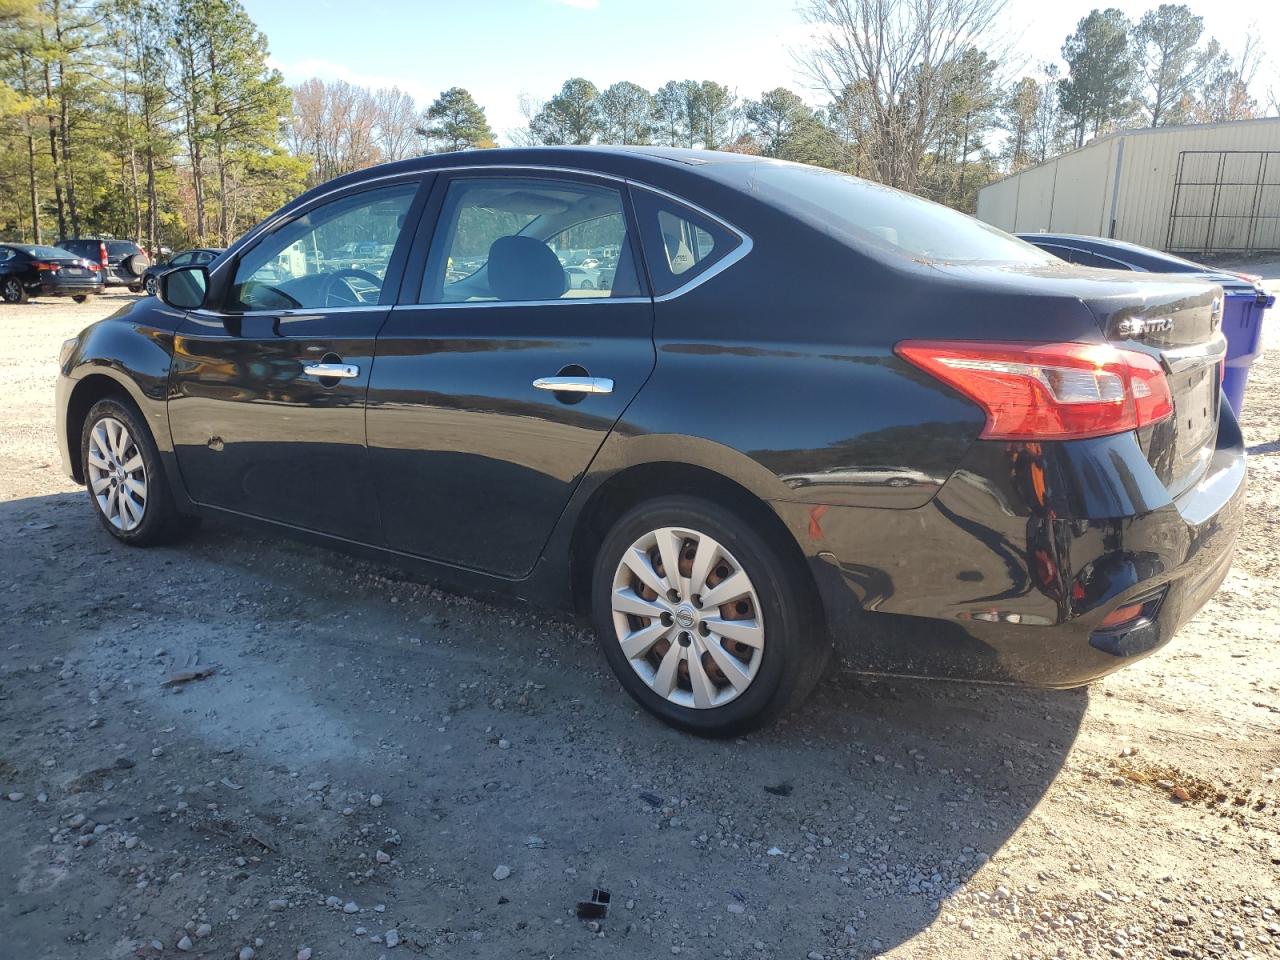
(2, 288), (1279, 960)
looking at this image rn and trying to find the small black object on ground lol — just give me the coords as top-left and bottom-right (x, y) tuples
(576, 888), (611, 920)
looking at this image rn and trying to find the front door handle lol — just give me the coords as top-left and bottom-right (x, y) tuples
(303, 362), (360, 379)
(532, 376), (614, 395)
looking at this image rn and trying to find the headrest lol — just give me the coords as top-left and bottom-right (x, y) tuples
(487, 235), (566, 301)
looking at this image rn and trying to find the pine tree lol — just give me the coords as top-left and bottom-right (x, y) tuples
(595, 81), (653, 145)
(420, 87), (495, 152)
(1058, 9), (1138, 147)
(1135, 4), (1215, 126)
(530, 77), (600, 145)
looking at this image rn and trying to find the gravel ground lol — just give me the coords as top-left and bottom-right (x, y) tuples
(2, 288), (1279, 960)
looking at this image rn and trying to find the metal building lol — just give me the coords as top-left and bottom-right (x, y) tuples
(976, 117), (1280, 256)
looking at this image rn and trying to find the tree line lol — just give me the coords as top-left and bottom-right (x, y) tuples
(0, 0), (305, 253)
(1, 0), (1275, 253)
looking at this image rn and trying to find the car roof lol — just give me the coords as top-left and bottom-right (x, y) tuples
(284, 146), (809, 216)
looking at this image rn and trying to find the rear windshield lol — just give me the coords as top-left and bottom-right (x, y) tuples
(748, 161), (1054, 265)
(107, 240), (141, 255)
(17, 245), (80, 259)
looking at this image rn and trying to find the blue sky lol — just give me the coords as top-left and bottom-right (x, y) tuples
(250, 0), (1279, 142)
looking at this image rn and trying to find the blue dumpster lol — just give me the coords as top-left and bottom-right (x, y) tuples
(1220, 278), (1275, 415)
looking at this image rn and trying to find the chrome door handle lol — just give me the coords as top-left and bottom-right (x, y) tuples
(303, 362), (360, 379)
(532, 376), (614, 395)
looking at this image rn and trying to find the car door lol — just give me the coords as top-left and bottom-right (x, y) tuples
(366, 170), (655, 577)
(168, 176), (429, 540)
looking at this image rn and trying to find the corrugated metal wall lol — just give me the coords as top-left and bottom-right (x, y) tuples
(976, 118), (1280, 253)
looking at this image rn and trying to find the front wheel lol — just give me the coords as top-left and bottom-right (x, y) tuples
(72, 294), (88, 303)
(128, 284), (143, 293)
(591, 495), (829, 736)
(144, 276), (157, 296)
(3, 278), (28, 303)
(81, 397), (189, 545)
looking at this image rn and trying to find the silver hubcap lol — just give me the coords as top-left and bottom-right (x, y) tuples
(610, 526), (764, 709)
(4, 279), (20, 300)
(87, 417), (147, 531)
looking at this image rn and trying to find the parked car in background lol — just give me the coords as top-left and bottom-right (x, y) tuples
(1016, 232), (1261, 284)
(0, 243), (103, 303)
(563, 265), (600, 290)
(56, 147), (1245, 735)
(1020, 233), (1275, 413)
(141, 248), (223, 296)
(58, 237), (151, 291)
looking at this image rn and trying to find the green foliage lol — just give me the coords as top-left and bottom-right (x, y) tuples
(421, 86), (495, 153)
(1058, 9), (1139, 146)
(744, 88), (816, 158)
(2, 0), (1271, 247)
(595, 81), (654, 145)
(530, 77), (601, 145)
(1134, 5), (1215, 125)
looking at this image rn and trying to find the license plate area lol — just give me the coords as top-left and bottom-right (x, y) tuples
(1175, 365), (1217, 453)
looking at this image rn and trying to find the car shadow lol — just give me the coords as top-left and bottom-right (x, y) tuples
(2, 490), (1087, 958)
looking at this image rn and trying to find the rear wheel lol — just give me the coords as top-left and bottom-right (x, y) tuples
(144, 275), (157, 296)
(81, 397), (189, 546)
(3, 278), (28, 304)
(127, 284), (143, 293)
(591, 495), (829, 735)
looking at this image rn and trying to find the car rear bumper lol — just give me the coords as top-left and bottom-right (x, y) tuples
(778, 399), (1246, 687)
(39, 280), (103, 296)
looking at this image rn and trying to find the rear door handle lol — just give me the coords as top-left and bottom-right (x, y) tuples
(303, 362), (360, 379)
(532, 376), (614, 395)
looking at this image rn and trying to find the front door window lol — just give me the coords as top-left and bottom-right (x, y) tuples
(230, 183), (418, 311)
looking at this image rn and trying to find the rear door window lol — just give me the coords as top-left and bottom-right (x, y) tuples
(631, 189), (742, 296)
(419, 176), (641, 304)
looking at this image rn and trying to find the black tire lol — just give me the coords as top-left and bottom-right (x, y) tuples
(127, 284), (143, 293)
(591, 494), (830, 736)
(80, 397), (192, 546)
(144, 275), (157, 296)
(3, 277), (28, 304)
(73, 294), (88, 303)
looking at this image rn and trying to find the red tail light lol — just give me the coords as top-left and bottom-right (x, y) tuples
(85, 260), (100, 272)
(34, 261), (60, 272)
(99, 241), (108, 267)
(895, 340), (1174, 440)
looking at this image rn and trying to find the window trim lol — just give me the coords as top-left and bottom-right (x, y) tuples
(629, 184), (752, 302)
(410, 168), (650, 307)
(205, 174), (431, 316)
(202, 164), (754, 315)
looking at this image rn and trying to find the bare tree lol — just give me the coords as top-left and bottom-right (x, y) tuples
(288, 78), (381, 187)
(373, 86), (419, 161)
(797, 0), (1008, 191)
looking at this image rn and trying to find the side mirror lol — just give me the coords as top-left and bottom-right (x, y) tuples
(159, 265), (209, 310)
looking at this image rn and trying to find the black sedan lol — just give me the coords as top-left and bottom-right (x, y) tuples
(141, 247), (223, 297)
(1, 243), (103, 303)
(55, 147), (1244, 735)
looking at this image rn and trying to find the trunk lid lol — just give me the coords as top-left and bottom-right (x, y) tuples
(1080, 275), (1226, 499)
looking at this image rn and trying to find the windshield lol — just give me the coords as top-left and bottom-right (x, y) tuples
(748, 161), (1055, 265)
(107, 240), (140, 255)
(16, 244), (81, 259)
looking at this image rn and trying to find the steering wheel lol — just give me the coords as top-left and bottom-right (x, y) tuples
(321, 268), (383, 307)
